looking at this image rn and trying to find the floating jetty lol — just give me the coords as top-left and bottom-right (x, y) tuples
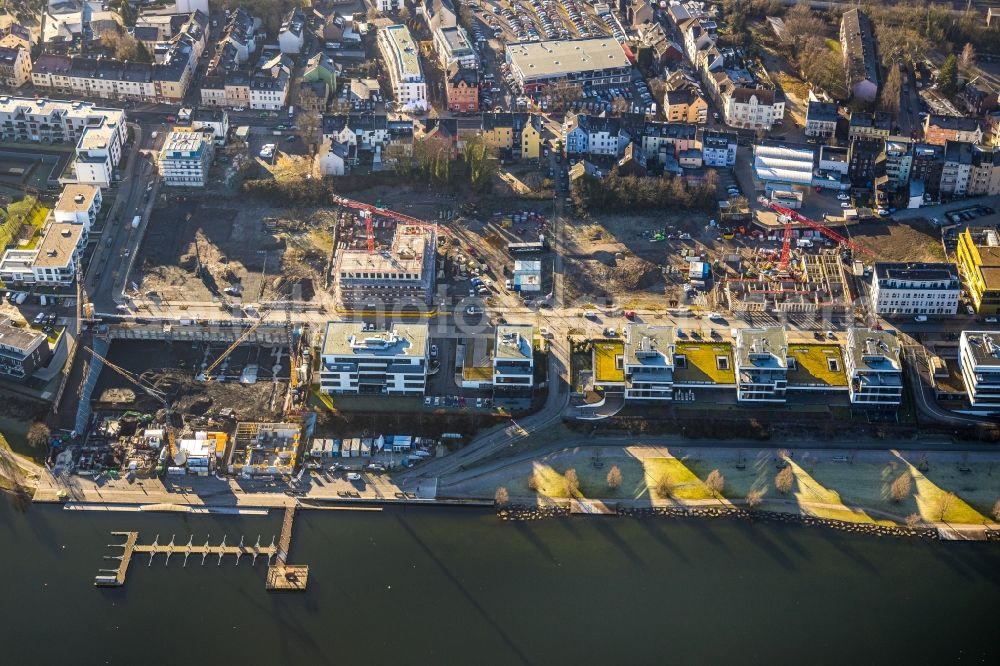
(94, 504), (308, 591)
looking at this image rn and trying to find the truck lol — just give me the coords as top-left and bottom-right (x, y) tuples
(288, 105), (294, 118)
(132, 215), (141, 229)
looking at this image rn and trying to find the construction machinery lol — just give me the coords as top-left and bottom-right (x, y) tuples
(198, 308), (276, 381)
(759, 199), (875, 273)
(331, 195), (444, 251)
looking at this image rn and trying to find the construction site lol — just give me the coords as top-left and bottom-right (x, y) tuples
(719, 202), (874, 316)
(332, 196), (439, 310)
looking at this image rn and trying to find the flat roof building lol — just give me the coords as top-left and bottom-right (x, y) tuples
(505, 38), (631, 93)
(0, 317), (50, 381)
(319, 321), (429, 396)
(493, 324), (535, 394)
(870, 262), (960, 316)
(335, 225), (436, 308)
(54, 184), (102, 229)
(844, 328), (903, 407)
(377, 24), (427, 112)
(736, 326), (788, 402)
(956, 227), (1000, 315)
(158, 130), (214, 187)
(623, 324), (676, 401)
(959, 331), (1000, 411)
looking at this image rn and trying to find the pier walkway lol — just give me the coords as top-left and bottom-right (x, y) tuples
(94, 504), (308, 591)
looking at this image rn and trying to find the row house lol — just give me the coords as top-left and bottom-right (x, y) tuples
(480, 112), (542, 160)
(923, 114), (984, 146)
(249, 54), (291, 110)
(322, 113), (414, 163)
(839, 9), (880, 103)
(805, 101), (838, 139)
(639, 120), (699, 163)
(910, 143), (945, 197)
(968, 145), (1000, 196)
(563, 113), (629, 157)
(0, 44), (30, 88)
(700, 129), (737, 167)
(723, 87), (784, 131)
(848, 111), (891, 140)
(277, 8), (307, 55)
(663, 88), (707, 124)
(446, 63), (478, 114)
(940, 140), (974, 197)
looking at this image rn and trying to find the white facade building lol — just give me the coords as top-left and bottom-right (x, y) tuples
(735, 326), (788, 402)
(959, 331), (1000, 411)
(493, 324), (535, 393)
(377, 24), (427, 112)
(53, 184), (102, 230)
(844, 328), (903, 407)
(158, 131), (214, 187)
(623, 324), (676, 401)
(870, 263), (960, 316)
(319, 322), (428, 396)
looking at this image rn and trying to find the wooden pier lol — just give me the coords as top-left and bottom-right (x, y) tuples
(94, 503), (308, 591)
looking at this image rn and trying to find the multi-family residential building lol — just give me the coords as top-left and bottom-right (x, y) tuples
(445, 63), (478, 114)
(639, 120), (699, 163)
(493, 324), (535, 394)
(433, 25), (477, 71)
(847, 137), (884, 188)
(923, 114), (984, 146)
(504, 37), (632, 93)
(334, 225), (435, 307)
(959, 331), (1000, 410)
(870, 262), (960, 315)
(0, 44), (30, 88)
(956, 227), (1000, 315)
(302, 52), (338, 89)
(0, 97), (125, 187)
(54, 184), (102, 230)
(911, 142), (945, 195)
(32, 221), (87, 286)
(840, 8), (880, 103)
(0, 318), (50, 382)
(723, 87), (784, 131)
(735, 326), (788, 402)
(963, 80), (999, 115)
(940, 140), (974, 196)
(844, 328), (903, 407)
(422, 0), (458, 31)
(805, 101), (838, 139)
(377, 24), (427, 112)
(563, 113), (628, 157)
(277, 8), (307, 54)
(249, 54), (291, 110)
(623, 324), (676, 401)
(375, 0), (403, 12)
(319, 322), (429, 396)
(968, 145), (1000, 196)
(848, 111), (891, 140)
(880, 137), (914, 187)
(663, 89), (707, 123)
(480, 112), (542, 160)
(700, 129), (737, 167)
(322, 113), (414, 163)
(158, 131), (214, 187)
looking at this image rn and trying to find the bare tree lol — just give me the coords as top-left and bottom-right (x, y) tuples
(654, 475), (672, 499)
(564, 468), (580, 495)
(937, 491), (956, 521)
(606, 465), (622, 491)
(960, 43), (977, 72)
(705, 469), (725, 497)
(494, 486), (510, 507)
(746, 488), (764, 508)
(905, 513), (921, 529)
(527, 473), (539, 491)
(889, 472), (912, 503)
(775, 466), (794, 494)
(879, 64), (902, 118)
(27, 422), (50, 450)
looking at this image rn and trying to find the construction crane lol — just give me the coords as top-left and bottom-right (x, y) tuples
(760, 200), (875, 273)
(199, 306), (278, 381)
(365, 211), (375, 253)
(332, 195), (440, 229)
(84, 345), (166, 406)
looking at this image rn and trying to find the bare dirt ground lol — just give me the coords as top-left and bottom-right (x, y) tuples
(137, 194), (338, 304)
(851, 218), (945, 263)
(94, 340), (289, 421)
(562, 211), (714, 307)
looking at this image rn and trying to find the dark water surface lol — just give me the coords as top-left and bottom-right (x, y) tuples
(1, 501), (997, 665)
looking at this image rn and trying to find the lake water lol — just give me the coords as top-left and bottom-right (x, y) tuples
(2, 500), (997, 665)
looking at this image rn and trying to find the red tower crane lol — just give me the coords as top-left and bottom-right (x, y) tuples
(365, 212), (375, 254)
(760, 200), (875, 272)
